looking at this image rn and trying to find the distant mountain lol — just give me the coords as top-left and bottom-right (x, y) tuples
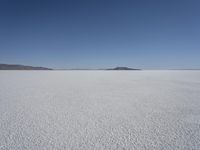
(0, 64), (52, 70)
(106, 67), (141, 70)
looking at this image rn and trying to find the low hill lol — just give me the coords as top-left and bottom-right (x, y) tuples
(0, 64), (52, 70)
(106, 67), (141, 70)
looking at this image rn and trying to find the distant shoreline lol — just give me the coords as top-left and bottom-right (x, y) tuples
(0, 64), (199, 70)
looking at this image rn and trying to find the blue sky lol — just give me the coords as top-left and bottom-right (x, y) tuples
(0, 0), (200, 69)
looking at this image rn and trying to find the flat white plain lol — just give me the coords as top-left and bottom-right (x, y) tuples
(0, 71), (200, 150)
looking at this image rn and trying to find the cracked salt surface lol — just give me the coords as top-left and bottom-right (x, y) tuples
(0, 70), (200, 150)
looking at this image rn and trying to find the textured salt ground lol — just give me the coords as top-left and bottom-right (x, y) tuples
(0, 71), (200, 150)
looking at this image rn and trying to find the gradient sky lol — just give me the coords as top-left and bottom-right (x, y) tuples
(0, 0), (200, 69)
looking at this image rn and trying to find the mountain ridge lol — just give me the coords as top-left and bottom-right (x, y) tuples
(0, 64), (52, 70)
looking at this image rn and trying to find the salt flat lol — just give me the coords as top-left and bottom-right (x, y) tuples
(0, 71), (200, 150)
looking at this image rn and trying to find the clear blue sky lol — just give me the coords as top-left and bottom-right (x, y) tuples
(0, 0), (200, 69)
